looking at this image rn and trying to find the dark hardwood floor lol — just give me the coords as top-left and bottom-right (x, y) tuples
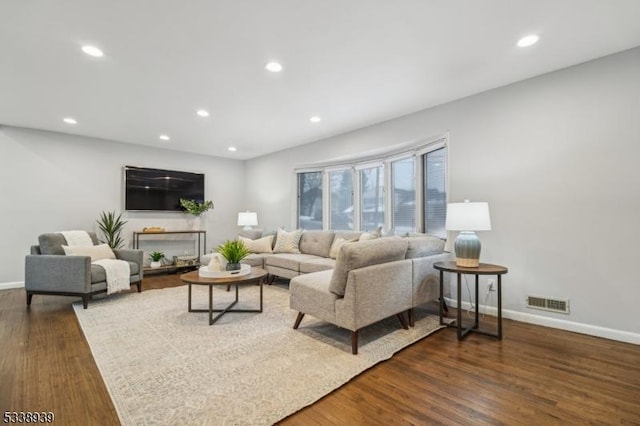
(1, 273), (639, 425)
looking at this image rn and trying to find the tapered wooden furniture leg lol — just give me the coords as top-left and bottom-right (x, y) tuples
(268, 274), (276, 285)
(351, 331), (359, 355)
(408, 308), (414, 327)
(397, 312), (409, 330)
(26, 292), (33, 306)
(293, 312), (305, 329)
(226, 284), (231, 292)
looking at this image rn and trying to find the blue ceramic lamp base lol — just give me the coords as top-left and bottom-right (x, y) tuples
(454, 231), (481, 267)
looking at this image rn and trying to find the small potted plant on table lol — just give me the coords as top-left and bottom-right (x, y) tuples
(149, 251), (164, 268)
(216, 240), (250, 271)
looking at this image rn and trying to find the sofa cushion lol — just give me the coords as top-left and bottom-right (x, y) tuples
(334, 231), (363, 241)
(239, 235), (274, 253)
(290, 270), (338, 321)
(359, 226), (382, 241)
(299, 257), (336, 274)
(273, 229), (303, 254)
(299, 231), (335, 258)
(238, 229), (263, 240)
(91, 261), (139, 284)
(38, 232), (100, 255)
(405, 236), (445, 259)
(329, 237), (357, 259)
(329, 237), (409, 296)
(63, 243), (116, 262)
(242, 253), (265, 268)
(265, 253), (319, 272)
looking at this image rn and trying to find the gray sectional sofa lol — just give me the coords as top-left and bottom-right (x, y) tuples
(235, 229), (452, 354)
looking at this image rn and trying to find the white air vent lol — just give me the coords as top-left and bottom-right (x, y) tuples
(527, 296), (569, 314)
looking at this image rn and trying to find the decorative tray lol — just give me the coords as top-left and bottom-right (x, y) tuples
(198, 264), (251, 278)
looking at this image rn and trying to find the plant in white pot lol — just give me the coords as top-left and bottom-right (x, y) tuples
(149, 251), (164, 268)
(180, 199), (214, 230)
(216, 240), (250, 271)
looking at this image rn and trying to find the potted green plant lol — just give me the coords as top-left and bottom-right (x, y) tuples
(180, 199), (214, 216)
(180, 199), (214, 230)
(216, 240), (250, 271)
(149, 251), (164, 268)
(97, 211), (127, 249)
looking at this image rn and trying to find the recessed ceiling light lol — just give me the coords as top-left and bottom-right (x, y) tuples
(228, 146), (237, 152)
(196, 109), (210, 117)
(265, 62), (283, 72)
(63, 117), (77, 125)
(309, 116), (321, 123)
(517, 34), (539, 48)
(81, 45), (104, 57)
(159, 134), (170, 141)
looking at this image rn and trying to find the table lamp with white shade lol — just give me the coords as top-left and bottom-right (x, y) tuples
(445, 200), (491, 267)
(237, 211), (258, 230)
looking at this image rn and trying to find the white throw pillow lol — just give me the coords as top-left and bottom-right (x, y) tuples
(239, 235), (273, 254)
(329, 237), (357, 259)
(359, 226), (382, 241)
(62, 243), (116, 262)
(273, 229), (303, 254)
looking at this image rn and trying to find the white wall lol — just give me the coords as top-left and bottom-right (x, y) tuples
(0, 127), (246, 285)
(245, 47), (640, 341)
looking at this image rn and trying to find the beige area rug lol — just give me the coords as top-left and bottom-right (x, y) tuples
(73, 283), (445, 425)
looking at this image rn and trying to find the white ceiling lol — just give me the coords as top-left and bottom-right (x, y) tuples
(2, 1), (640, 160)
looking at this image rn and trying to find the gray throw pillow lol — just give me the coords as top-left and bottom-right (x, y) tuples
(329, 237), (409, 296)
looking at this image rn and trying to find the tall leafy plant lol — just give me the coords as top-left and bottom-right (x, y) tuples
(97, 211), (127, 249)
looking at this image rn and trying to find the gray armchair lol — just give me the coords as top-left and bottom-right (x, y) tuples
(25, 232), (143, 309)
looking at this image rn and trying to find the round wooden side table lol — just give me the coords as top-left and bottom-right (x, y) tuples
(434, 261), (508, 341)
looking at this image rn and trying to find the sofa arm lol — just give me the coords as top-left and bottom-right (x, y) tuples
(335, 259), (413, 331)
(411, 252), (454, 307)
(113, 248), (144, 280)
(25, 255), (91, 293)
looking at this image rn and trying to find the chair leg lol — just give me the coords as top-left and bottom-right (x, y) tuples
(226, 284), (231, 292)
(397, 312), (409, 330)
(408, 308), (414, 327)
(293, 312), (305, 329)
(26, 292), (33, 306)
(351, 330), (359, 355)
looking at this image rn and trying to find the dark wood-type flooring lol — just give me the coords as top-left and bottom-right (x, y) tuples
(1, 273), (639, 425)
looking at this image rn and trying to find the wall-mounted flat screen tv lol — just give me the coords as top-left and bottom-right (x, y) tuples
(124, 166), (205, 211)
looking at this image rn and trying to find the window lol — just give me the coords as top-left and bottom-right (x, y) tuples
(295, 136), (447, 234)
(423, 147), (447, 238)
(329, 169), (354, 230)
(297, 171), (323, 229)
(391, 157), (416, 234)
(359, 165), (384, 231)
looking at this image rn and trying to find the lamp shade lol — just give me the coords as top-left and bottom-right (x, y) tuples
(445, 201), (491, 231)
(237, 211), (258, 227)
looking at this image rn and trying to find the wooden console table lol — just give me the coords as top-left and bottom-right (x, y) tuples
(132, 230), (207, 273)
(434, 261), (508, 341)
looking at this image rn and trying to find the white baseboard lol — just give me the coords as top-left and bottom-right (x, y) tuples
(0, 281), (25, 290)
(445, 297), (640, 345)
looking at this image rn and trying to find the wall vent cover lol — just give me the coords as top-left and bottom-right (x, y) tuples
(527, 296), (569, 314)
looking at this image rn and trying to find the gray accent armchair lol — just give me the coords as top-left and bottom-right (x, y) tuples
(25, 232), (143, 309)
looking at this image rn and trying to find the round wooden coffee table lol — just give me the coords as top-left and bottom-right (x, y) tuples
(180, 267), (268, 325)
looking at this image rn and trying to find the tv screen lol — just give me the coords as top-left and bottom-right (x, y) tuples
(124, 166), (205, 211)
